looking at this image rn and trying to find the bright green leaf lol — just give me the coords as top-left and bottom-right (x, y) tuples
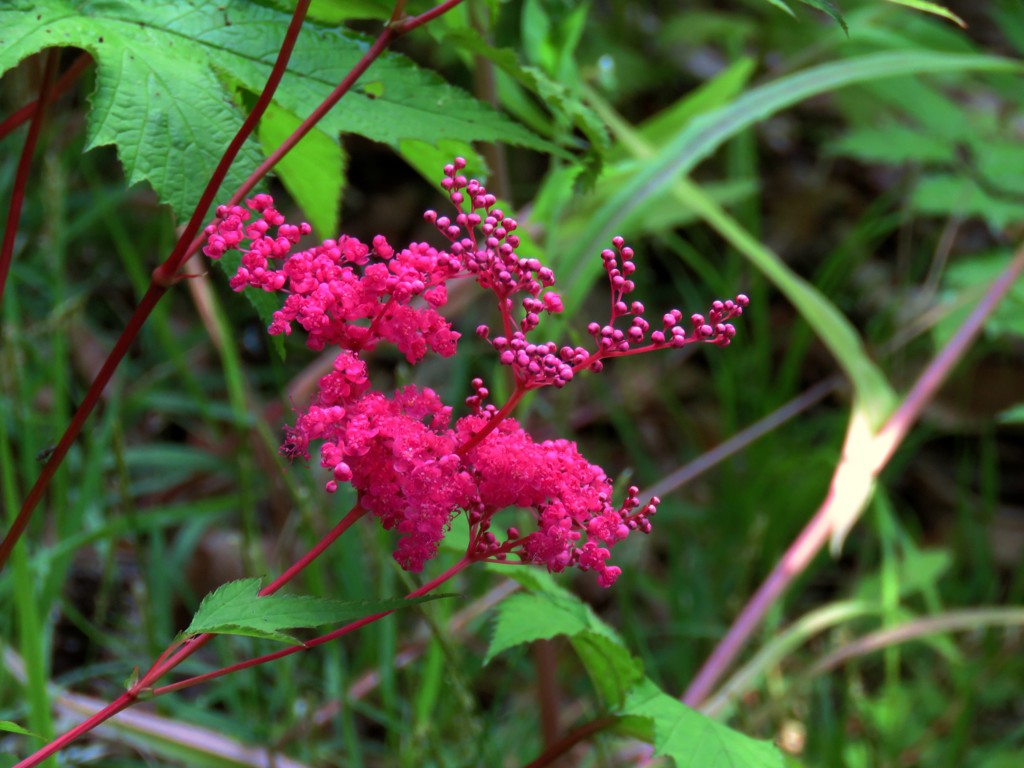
(623, 678), (784, 768)
(398, 138), (488, 190)
(182, 577), (453, 644)
(485, 589), (626, 664)
(257, 101), (344, 240)
(761, 0), (796, 18)
(885, 0), (966, 28)
(485, 585), (643, 707)
(632, 58), (757, 159)
(571, 631), (643, 707)
(0, 721), (37, 739)
(0, 1), (548, 218)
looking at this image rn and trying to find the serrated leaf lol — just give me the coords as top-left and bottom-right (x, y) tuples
(485, 590), (620, 663)
(0, 0), (548, 219)
(257, 100), (344, 240)
(485, 587), (642, 706)
(440, 31), (608, 157)
(0, 1), (266, 219)
(623, 678), (784, 768)
(182, 577), (452, 643)
(571, 631), (643, 707)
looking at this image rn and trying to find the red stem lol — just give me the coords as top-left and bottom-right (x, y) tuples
(0, 0), (313, 573)
(259, 503), (368, 596)
(13, 500), (368, 768)
(523, 715), (619, 768)
(457, 384), (527, 456)
(0, 52), (92, 141)
(137, 503), (368, 686)
(12, 691), (139, 768)
(0, 49), (59, 305)
(150, 555), (473, 697)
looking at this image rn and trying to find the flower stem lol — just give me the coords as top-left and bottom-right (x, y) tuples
(457, 385), (527, 456)
(151, 555), (474, 697)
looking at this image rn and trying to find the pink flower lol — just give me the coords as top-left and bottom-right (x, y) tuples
(204, 160), (744, 586)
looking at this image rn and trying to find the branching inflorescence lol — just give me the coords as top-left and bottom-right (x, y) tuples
(203, 158), (747, 587)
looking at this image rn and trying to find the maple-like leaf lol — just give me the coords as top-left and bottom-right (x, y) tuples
(0, 0), (549, 218)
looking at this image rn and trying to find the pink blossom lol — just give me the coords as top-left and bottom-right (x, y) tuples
(203, 160), (743, 586)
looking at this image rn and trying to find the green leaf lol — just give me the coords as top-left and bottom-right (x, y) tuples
(397, 138), (488, 190)
(855, 549), (952, 601)
(0, 0), (548, 218)
(761, 0), (796, 18)
(0, 721), (37, 739)
(571, 630), (643, 707)
(441, 32), (609, 157)
(182, 577), (453, 644)
(256, 101), (344, 240)
(885, 0), (966, 27)
(830, 124), (953, 164)
(485, 587), (643, 706)
(623, 678), (784, 768)
(632, 58), (757, 158)
(797, 0), (847, 33)
(556, 50), (1019, 291)
(933, 248), (1024, 345)
(997, 403), (1024, 424)
(485, 589), (624, 663)
(912, 174), (1024, 230)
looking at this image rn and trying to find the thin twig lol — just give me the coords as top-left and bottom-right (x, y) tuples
(0, 52), (91, 141)
(0, 49), (60, 303)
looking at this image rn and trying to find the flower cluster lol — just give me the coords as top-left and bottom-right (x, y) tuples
(204, 194), (460, 362)
(203, 160), (746, 586)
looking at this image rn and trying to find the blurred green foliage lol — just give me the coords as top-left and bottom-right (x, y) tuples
(2, 0), (1023, 766)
